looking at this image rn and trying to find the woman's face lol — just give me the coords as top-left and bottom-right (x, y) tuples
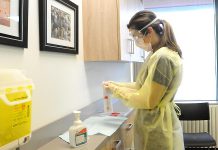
(129, 29), (143, 38)
(129, 29), (153, 51)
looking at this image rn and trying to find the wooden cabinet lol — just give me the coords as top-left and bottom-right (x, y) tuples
(83, 0), (145, 62)
(97, 111), (135, 150)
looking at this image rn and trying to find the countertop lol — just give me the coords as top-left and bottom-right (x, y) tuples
(20, 99), (133, 150)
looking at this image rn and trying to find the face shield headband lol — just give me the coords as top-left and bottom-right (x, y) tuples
(139, 18), (158, 35)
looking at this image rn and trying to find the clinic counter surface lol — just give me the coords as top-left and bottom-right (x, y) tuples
(20, 99), (133, 150)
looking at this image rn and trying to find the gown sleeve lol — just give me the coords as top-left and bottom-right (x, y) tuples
(110, 56), (175, 109)
(109, 81), (137, 89)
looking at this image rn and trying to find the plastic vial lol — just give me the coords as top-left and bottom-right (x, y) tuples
(103, 87), (113, 113)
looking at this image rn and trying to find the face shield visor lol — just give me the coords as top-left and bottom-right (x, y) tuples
(129, 18), (158, 51)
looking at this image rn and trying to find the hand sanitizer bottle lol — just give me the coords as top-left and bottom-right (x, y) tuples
(69, 111), (87, 147)
(103, 87), (113, 113)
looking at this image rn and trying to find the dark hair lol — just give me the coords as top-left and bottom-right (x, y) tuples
(127, 10), (182, 58)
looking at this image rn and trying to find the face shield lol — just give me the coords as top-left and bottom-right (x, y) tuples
(139, 18), (158, 35)
(129, 18), (157, 51)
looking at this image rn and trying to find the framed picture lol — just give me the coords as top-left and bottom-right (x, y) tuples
(0, 0), (28, 48)
(39, 0), (79, 54)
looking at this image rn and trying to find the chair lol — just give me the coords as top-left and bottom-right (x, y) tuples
(176, 102), (216, 150)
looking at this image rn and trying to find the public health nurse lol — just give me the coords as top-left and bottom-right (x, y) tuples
(104, 10), (185, 150)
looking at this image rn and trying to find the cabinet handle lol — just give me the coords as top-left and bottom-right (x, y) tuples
(128, 39), (134, 54)
(132, 40), (135, 54)
(126, 123), (133, 131)
(128, 39), (133, 54)
(141, 49), (145, 58)
(113, 140), (122, 150)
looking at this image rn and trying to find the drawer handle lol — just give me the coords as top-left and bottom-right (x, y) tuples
(113, 140), (122, 150)
(126, 123), (133, 131)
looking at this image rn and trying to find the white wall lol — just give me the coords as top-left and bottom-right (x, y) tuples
(151, 5), (216, 100)
(0, 0), (131, 131)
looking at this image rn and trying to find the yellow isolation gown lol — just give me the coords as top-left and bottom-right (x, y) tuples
(108, 47), (184, 150)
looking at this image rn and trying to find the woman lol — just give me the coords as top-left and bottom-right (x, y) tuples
(104, 10), (184, 150)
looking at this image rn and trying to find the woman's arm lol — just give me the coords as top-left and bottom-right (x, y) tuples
(103, 81), (137, 90)
(108, 57), (174, 109)
(109, 81), (137, 89)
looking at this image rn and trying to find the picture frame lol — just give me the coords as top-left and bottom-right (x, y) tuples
(39, 0), (79, 54)
(0, 0), (28, 48)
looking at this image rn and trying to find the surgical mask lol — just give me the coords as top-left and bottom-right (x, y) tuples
(134, 37), (152, 52)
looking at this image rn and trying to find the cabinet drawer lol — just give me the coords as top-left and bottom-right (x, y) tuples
(111, 130), (123, 150)
(98, 130), (123, 150)
(121, 111), (135, 149)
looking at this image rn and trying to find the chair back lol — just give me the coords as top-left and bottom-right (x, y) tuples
(176, 102), (210, 121)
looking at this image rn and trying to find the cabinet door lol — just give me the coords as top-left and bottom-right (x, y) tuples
(129, 0), (145, 62)
(83, 0), (119, 61)
(119, 0), (132, 61)
(119, 0), (145, 62)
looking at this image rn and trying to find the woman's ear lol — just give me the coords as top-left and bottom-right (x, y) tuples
(147, 27), (153, 34)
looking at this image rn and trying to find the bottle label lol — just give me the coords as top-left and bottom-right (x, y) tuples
(75, 128), (87, 146)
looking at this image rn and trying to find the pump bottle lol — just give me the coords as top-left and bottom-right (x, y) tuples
(69, 111), (87, 147)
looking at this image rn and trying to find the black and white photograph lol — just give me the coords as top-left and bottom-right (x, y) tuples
(51, 5), (71, 42)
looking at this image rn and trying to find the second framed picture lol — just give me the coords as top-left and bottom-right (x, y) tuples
(39, 0), (79, 54)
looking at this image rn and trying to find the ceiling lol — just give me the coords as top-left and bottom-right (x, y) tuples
(143, 0), (213, 8)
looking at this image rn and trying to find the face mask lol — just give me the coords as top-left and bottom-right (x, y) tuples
(134, 37), (152, 52)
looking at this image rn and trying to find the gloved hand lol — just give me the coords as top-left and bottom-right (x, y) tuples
(104, 81), (136, 102)
(102, 81), (118, 93)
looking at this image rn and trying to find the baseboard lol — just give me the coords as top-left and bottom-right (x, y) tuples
(186, 148), (217, 150)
